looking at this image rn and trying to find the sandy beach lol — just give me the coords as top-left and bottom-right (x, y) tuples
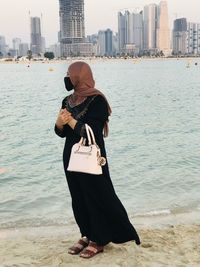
(0, 56), (200, 64)
(0, 223), (199, 267)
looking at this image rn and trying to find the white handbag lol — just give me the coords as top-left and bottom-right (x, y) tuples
(67, 124), (106, 175)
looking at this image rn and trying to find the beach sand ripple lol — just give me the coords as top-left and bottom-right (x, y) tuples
(0, 224), (200, 267)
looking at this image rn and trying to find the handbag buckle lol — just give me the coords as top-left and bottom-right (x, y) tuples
(97, 154), (106, 166)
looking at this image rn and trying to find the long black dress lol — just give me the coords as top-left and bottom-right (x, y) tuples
(55, 95), (141, 246)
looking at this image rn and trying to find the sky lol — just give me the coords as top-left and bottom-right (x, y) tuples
(0, 0), (200, 47)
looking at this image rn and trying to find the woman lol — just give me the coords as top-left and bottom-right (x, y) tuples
(55, 61), (140, 259)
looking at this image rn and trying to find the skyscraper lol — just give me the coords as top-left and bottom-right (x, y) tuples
(0, 36), (6, 56)
(59, 0), (85, 44)
(30, 17), (42, 55)
(12, 38), (22, 57)
(19, 43), (29, 57)
(187, 22), (200, 55)
(131, 12), (143, 51)
(105, 29), (113, 56)
(98, 31), (106, 56)
(156, 1), (170, 54)
(173, 18), (188, 55)
(124, 11), (131, 44)
(143, 4), (157, 52)
(118, 11), (143, 54)
(59, 0), (92, 57)
(118, 12), (126, 51)
(13, 38), (21, 53)
(98, 29), (113, 56)
(41, 37), (46, 53)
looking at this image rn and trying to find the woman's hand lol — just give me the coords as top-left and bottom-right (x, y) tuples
(56, 109), (73, 130)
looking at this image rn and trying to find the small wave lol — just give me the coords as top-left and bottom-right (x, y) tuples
(0, 216), (74, 230)
(134, 202), (200, 218)
(171, 201), (200, 214)
(135, 209), (171, 217)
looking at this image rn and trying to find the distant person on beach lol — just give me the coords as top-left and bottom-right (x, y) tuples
(55, 61), (140, 259)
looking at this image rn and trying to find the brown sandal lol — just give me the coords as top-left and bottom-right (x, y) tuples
(68, 237), (89, 255)
(79, 241), (104, 259)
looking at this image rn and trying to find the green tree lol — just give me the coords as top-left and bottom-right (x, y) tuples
(27, 50), (32, 60)
(44, 52), (55, 60)
(160, 50), (164, 57)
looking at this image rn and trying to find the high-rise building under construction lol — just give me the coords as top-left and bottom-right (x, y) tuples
(59, 0), (93, 57)
(59, 0), (85, 44)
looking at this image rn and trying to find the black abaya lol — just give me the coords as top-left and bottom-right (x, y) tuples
(55, 95), (141, 246)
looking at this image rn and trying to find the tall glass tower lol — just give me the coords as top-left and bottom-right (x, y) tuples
(156, 1), (170, 54)
(30, 17), (42, 55)
(143, 4), (158, 51)
(59, 0), (85, 44)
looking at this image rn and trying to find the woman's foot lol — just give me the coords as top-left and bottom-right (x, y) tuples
(79, 241), (104, 259)
(68, 237), (89, 255)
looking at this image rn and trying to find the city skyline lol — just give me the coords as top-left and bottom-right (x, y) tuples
(0, 0), (200, 47)
(118, 1), (171, 57)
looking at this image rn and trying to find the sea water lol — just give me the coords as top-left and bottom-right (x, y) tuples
(0, 59), (200, 229)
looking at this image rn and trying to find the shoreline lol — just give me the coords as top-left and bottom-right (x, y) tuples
(0, 56), (200, 65)
(0, 223), (199, 266)
(1, 206), (200, 231)
(1, 207), (200, 236)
